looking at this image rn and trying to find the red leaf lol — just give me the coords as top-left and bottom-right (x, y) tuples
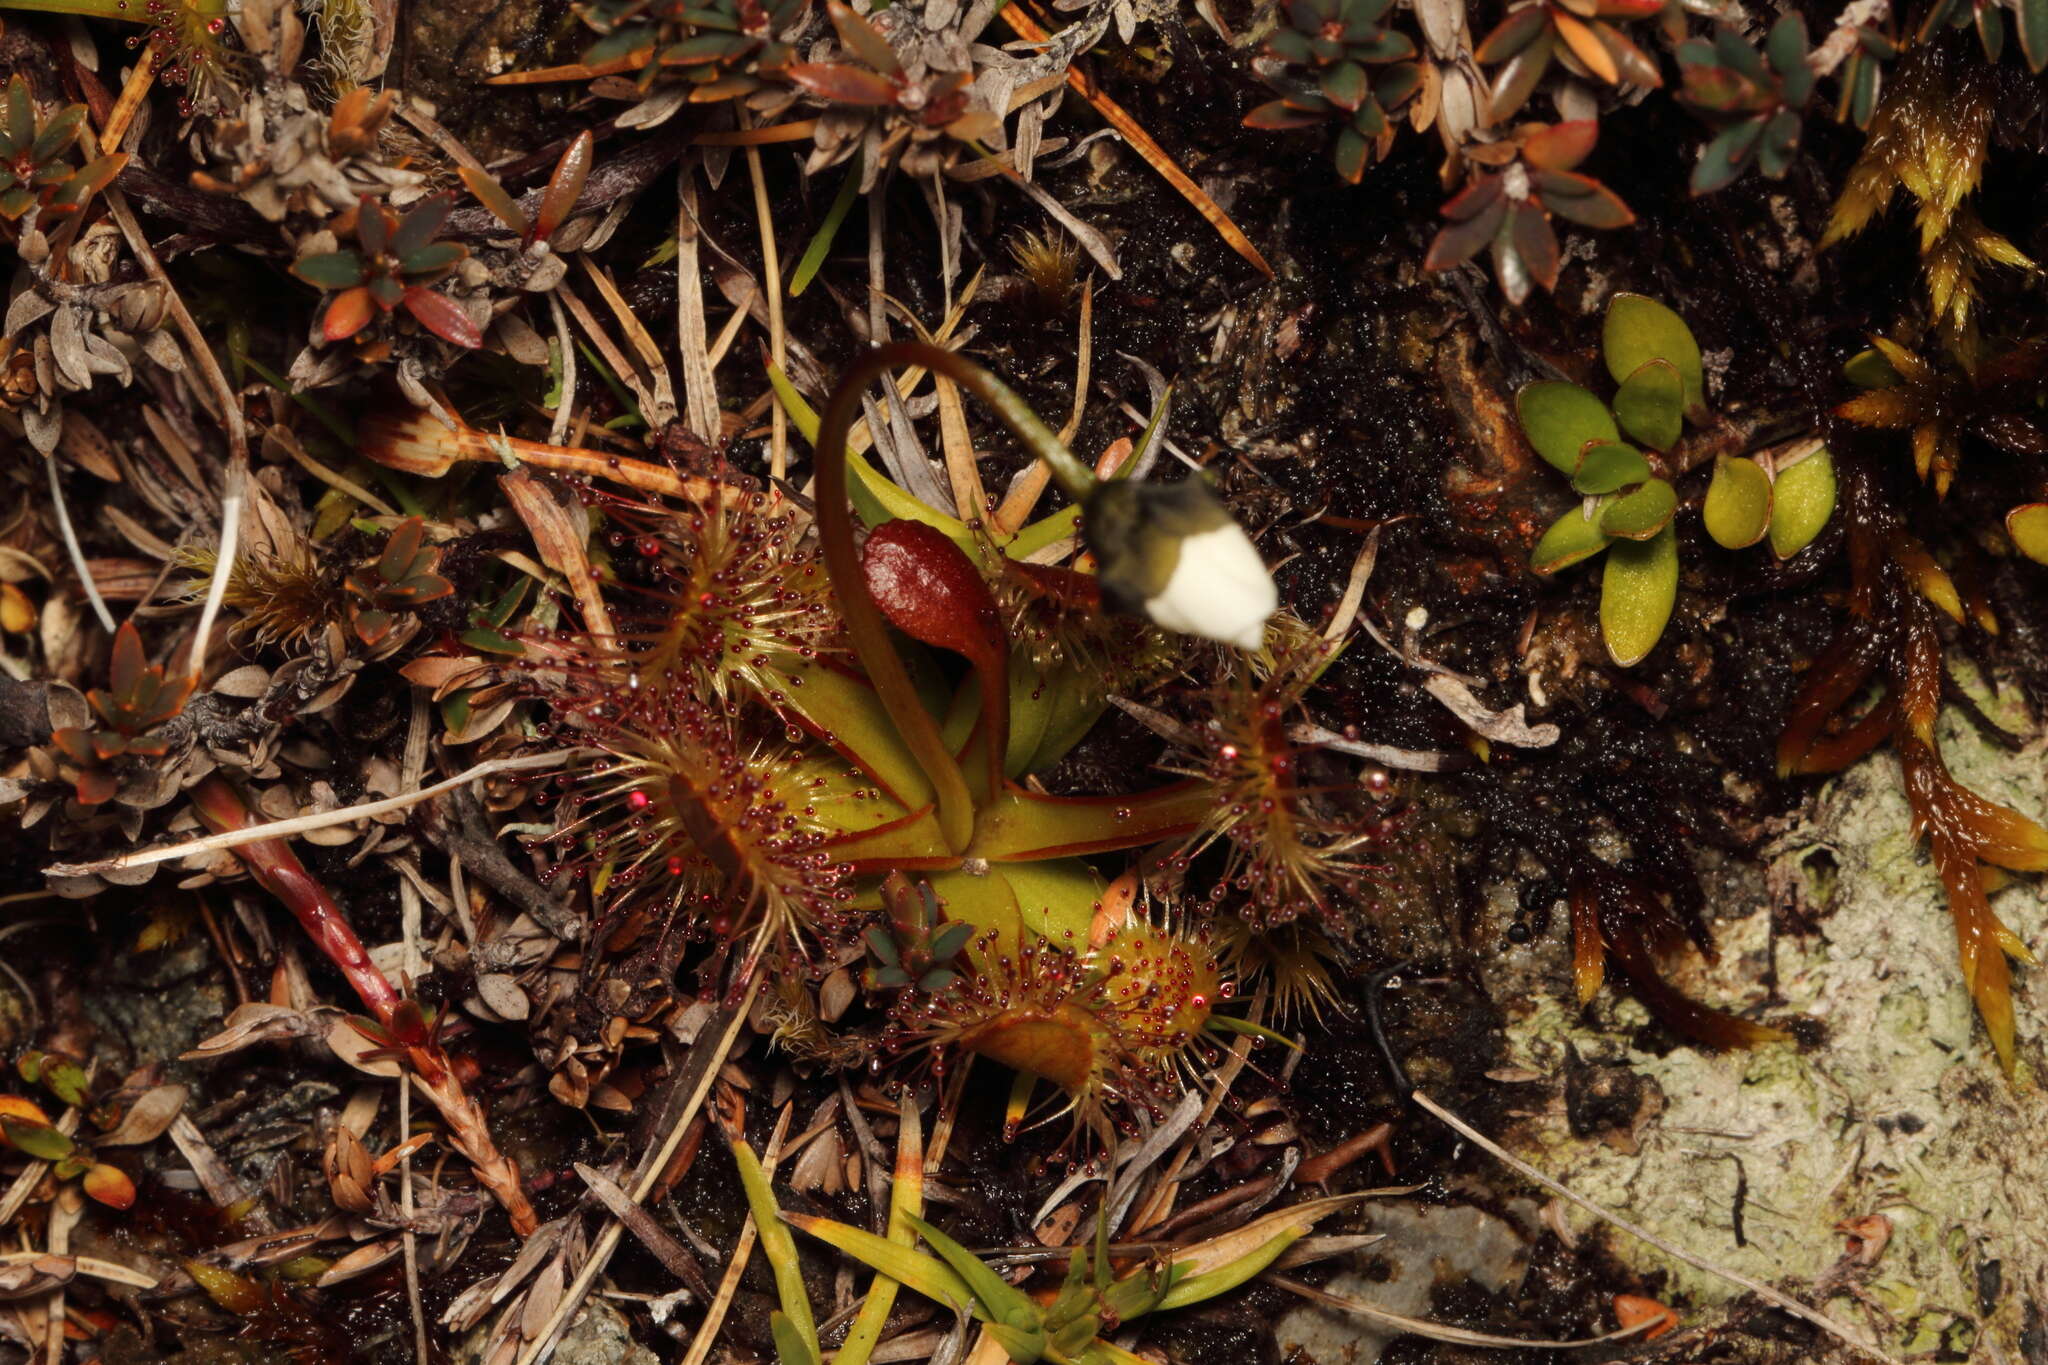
(1441, 172), (1506, 222)
(1521, 119), (1598, 170)
(535, 130), (594, 243)
(322, 285), (377, 342)
(784, 62), (903, 105)
(402, 287), (482, 349)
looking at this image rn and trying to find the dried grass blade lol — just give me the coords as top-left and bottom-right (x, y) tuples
(677, 172), (723, 445)
(742, 122), (789, 480)
(486, 50), (652, 84)
(997, 6), (1273, 278)
(1268, 1276), (1657, 1349)
(576, 258), (676, 424)
(500, 468), (616, 639)
(695, 121), (819, 146)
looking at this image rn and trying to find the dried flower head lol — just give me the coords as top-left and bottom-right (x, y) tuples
(888, 917), (1231, 1142)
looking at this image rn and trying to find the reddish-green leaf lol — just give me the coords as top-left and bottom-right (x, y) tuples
(1320, 61), (1368, 110)
(1245, 99), (1326, 130)
(402, 287), (483, 348)
(1475, 4), (1549, 62)
(460, 166), (528, 236)
(400, 242), (466, 278)
(1535, 170), (1634, 228)
(293, 250), (368, 290)
(827, 0), (904, 74)
(785, 62), (902, 105)
(536, 129), (594, 241)
(322, 286), (377, 341)
(1521, 119), (1597, 170)
(1510, 203), (1561, 291)
(391, 193), (454, 258)
(1487, 29), (1556, 120)
(83, 1162), (137, 1209)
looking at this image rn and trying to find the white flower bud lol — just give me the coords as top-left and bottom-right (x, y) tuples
(1140, 520), (1279, 650)
(1084, 480), (1279, 650)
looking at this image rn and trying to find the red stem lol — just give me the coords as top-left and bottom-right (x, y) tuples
(190, 777), (403, 1027)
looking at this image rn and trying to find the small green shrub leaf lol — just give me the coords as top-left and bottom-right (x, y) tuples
(1601, 523), (1679, 667)
(1516, 381), (1617, 474)
(1611, 358), (1684, 451)
(1598, 477), (1677, 539)
(1, 1116), (75, 1161)
(1531, 503), (1614, 574)
(1703, 456), (1773, 548)
(1603, 294), (1706, 420)
(1768, 445), (1837, 558)
(2008, 503), (2048, 564)
(1571, 441), (1650, 494)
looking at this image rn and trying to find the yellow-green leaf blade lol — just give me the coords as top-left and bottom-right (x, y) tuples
(1600, 523), (1678, 667)
(1603, 294), (1705, 420)
(1598, 477), (1676, 540)
(1703, 456), (1772, 548)
(1516, 381), (1617, 475)
(1768, 445), (1836, 558)
(1610, 358), (1684, 451)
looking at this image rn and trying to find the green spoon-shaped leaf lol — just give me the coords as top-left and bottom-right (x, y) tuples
(1601, 523), (1678, 668)
(1703, 455), (1773, 548)
(1572, 440), (1651, 495)
(1531, 501), (1614, 575)
(1611, 358), (1684, 452)
(1599, 477), (1677, 540)
(2009, 503), (2048, 565)
(1768, 445), (1837, 559)
(1603, 294), (1705, 421)
(1517, 381), (1618, 475)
